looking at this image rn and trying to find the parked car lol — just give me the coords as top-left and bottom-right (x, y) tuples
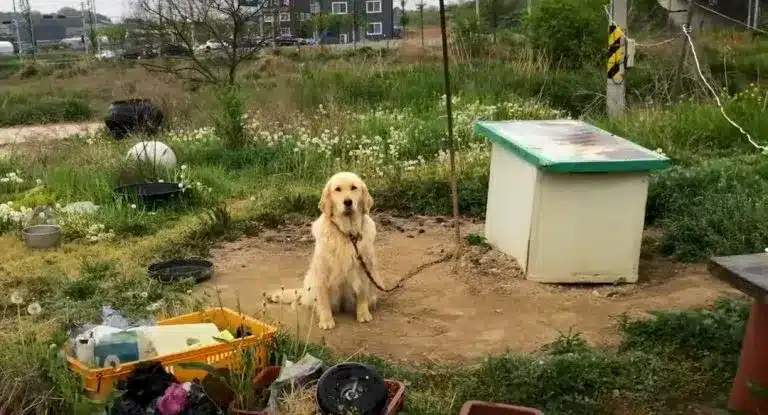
(160, 42), (190, 57)
(122, 46), (157, 60)
(275, 35), (299, 46)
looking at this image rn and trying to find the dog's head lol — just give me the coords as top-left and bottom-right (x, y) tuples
(319, 172), (373, 218)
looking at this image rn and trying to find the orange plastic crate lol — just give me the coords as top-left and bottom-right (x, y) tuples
(67, 307), (277, 400)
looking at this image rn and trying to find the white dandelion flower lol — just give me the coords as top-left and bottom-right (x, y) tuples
(10, 291), (23, 305)
(27, 302), (42, 315)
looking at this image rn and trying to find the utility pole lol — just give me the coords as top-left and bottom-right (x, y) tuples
(19, 0), (35, 59)
(752, 0), (760, 28)
(80, 1), (90, 54)
(671, 0), (696, 97)
(10, 0), (23, 60)
(606, 0), (627, 117)
(475, 0), (480, 20)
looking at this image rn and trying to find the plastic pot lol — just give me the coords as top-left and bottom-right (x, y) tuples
(459, 400), (544, 415)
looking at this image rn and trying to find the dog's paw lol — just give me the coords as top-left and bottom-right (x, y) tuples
(356, 309), (373, 323)
(318, 318), (336, 330)
(267, 291), (282, 303)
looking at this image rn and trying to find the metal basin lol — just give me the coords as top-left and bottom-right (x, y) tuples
(22, 224), (62, 249)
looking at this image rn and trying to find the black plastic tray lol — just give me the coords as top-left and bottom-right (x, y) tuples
(114, 182), (182, 205)
(148, 258), (213, 284)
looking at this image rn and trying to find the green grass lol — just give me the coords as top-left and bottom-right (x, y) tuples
(0, 89), (93, 127)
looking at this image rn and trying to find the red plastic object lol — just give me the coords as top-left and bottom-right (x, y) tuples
(383, 379), (406, 414)
(459, 400), (544, 415)
(729, 302), (768, 414)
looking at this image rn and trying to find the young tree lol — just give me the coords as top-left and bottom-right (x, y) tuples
(133, 0), (273, 148)
(134, 0), (270, 86)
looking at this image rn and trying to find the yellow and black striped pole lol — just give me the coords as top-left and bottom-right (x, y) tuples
(607, 24), (624, 82)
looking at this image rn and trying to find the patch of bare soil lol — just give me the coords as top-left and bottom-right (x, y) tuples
(206, 215), (744, 364)
(0, 122), (102, 146)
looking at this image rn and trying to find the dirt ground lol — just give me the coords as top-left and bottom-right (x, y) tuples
(0, 122), (102, 147)
(206, 215), (744, 364)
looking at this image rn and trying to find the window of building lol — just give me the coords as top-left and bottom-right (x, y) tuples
(331, 2), (348, 14)
(366, 0), (382, 13)
(280, 12), (291, 21)
(310, 2), (321, 13)
(300, 12), (311, 20)
(263, 15), (274, 23)
(280, 26), (292, 36)
(367, 21), (383, 35)
(282, 0), (291, 5)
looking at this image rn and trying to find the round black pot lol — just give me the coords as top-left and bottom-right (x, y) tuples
(105, 99), (164, 140)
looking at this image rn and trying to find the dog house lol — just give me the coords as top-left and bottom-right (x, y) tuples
(474, 120), (669, 284)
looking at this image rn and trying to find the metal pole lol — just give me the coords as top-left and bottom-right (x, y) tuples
(747, 0), (753, 29)
(752, 0), (760, 28)
(606, 0), (626, 117)
(475, 0), (480, 20)
(80, 1), (89, 54)
(438, 0), (461, 257)
(672, 0), (696, 97)
(11, 0), (23, 60)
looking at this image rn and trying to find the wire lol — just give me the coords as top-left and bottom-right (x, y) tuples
(636, 34), (682, 48)
(681, 24), (768, 153)
(695, 3), (768, 36)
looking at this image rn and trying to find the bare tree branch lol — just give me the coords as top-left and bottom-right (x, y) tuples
(132, 0), (273, 86)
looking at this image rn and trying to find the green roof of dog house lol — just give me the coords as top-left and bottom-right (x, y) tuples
(473, 120), (670, 173)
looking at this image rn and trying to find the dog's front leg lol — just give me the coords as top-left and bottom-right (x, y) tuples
(354, 281), (374, 323)
(316, 284), (336, 330)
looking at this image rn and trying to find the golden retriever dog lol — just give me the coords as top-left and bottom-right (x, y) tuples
(268, 172), (380, 330)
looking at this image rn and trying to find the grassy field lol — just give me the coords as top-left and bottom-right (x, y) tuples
(0, 17), (766, 414)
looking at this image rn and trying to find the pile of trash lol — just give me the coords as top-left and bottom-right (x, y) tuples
(70, 306), (240, 369)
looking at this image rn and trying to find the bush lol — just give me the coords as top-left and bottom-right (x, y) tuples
(213, 85), (248, 149)
(524, 0), (605, 68)
(646, 155), (768, 260)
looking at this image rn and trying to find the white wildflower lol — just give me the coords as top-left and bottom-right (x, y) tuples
(10, 291), (23, 305)
(27, 302), (42, 315)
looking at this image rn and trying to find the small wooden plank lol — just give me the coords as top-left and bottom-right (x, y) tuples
(709, 253), (768, 301)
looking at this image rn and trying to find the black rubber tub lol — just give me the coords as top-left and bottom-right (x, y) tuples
(105, 98), (164, 140)
(148, 259), (214, 284)
(317, 363), (388, 415)
(114, 182), (182, 205)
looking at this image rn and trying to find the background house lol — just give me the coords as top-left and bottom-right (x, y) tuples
(658, 0), (766, 31)
(251, 0), (394, 44)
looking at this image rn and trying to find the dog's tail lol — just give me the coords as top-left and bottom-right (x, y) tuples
(267, 286), (314, 306)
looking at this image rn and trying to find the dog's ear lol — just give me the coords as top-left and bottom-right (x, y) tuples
(361, 182), (374, 215)
(319, 182), (333, 217)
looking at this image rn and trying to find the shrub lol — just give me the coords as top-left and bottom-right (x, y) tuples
(524, 0), (605, 68)
(213, 85), (248, 149)
(647, 155), (768, 260)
